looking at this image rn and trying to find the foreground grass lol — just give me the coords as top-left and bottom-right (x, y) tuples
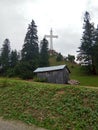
(0, 78), (98, 130)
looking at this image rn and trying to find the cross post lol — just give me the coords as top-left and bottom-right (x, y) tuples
(45, 28), (58, 50)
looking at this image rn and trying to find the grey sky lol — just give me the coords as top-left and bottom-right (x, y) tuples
(0, 0), (98, 57)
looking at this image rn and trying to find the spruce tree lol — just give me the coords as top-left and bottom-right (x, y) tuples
(1, 38), (10, 72)
(77, 11), (96, 74)
(39, 38), (49, 67)
(10, 50), (18, 68)
(21, 19), (39, 69)
(93, 26), (98, 72)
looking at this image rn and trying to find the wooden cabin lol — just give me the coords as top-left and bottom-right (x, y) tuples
(34, 65), (70, 84)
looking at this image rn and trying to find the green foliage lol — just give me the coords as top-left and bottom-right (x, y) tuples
(56, 53), (63, 62)
(10, 50), (19, 68)
(0, 39), (21, 77)
(0, 79), (98, 130)
(0, 39), (11, 72)
(21, 20), (39, 76)
(0, 20), (40, 78)
(14, 62), (34, 79)
(80, 65), (92, 75)
(66, 54), (75, 63)
(93, 27), (98, 73)
(6, 68), (15, 77)
(70, 64), (98, 87)
(39, 38), (49, 67)
(77, 11), (97, 74)
(21, 19), (39, 66)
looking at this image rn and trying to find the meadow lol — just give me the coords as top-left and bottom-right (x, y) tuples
(0, 78), (98, 130)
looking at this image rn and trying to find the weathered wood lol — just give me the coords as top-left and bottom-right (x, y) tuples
(35, 65), (70, 84)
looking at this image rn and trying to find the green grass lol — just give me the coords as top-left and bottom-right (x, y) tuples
(0, 78), (98, 130)
(49, 55), (66, 66)
(70, 65), (98, 87)
(71, 75), (98, 87)
(49, 55), (98, 87)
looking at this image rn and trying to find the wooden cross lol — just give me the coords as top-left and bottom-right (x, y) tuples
(45, 28), (58, 50)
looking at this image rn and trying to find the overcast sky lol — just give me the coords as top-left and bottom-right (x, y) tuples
(0, 0), (98, 57)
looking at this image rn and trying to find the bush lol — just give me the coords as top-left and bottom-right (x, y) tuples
(56, 53), (63, 62)
(14, 62), (34, 79)
(80, 65), (92, 75)
(6, 68), (16, 77)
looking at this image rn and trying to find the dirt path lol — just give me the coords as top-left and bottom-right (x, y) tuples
(0, 118), (47, 130)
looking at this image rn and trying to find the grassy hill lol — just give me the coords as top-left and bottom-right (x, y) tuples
(49, 55), (98, 87)
(0, 55), (97, 130)
(0, 78), (98, 130)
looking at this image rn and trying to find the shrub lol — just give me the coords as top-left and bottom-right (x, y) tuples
(14, 62), (34, 79)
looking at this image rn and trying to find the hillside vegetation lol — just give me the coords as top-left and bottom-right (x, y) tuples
(0, 78), (98, 130)
(49, 55), (98, 87)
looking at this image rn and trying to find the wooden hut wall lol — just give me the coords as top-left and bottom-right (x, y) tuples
(63, 68), (70, 83)
(37, 67), (69, 84)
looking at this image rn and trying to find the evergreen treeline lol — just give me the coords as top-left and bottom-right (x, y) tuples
(77, 11), (98, 74)
(0, 11), (98, 79)
(0, 20), (49, 79)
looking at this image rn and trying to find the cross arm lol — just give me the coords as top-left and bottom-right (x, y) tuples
(44, 35), (50, 38)
(52, 35), (58, 38)
(44, 35), (58, 38)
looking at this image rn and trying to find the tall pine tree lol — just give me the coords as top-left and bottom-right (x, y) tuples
(39, 38), (49, 67)
(1, 38), (10, 72)
(21, 19), (39, 69)
(77, 11), (96, 74)
(10, 50), (18, 68)
(93, 25), (98, 72)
